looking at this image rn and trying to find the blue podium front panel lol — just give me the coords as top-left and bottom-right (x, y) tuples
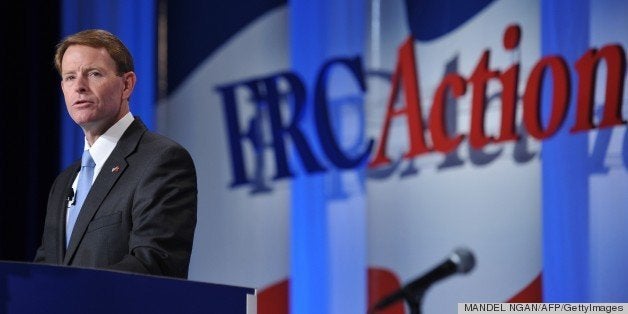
(0, 261), (254, 314)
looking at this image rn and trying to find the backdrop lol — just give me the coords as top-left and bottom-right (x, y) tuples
(1, 1), (626, 314)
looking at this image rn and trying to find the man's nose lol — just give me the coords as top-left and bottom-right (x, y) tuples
(74, 76), (88, 92)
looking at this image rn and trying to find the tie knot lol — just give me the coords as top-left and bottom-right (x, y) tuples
(81, 150), (95, 168)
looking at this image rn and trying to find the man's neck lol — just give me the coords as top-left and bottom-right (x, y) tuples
(82, 111), (130, 146)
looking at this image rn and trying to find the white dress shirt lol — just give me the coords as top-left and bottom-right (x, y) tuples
(66, 112), (135, 224)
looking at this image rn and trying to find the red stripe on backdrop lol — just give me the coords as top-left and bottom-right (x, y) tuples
(507, 273), (543, 302)
(258, 279), (289, 314)
(255, 269), (539, 312)
(368, 267), (404, 314)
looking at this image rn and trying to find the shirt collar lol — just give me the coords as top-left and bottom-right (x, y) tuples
(83, 112), (135, 167)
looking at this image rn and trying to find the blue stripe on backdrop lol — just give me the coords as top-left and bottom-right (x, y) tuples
(60, 0), (156, 169)
(404, 0), (494, 41)
(166, 0), (285, 95)
(289, 0), (329, 311)
(541, 0), (590, 302)
(290, 0), (367, 313)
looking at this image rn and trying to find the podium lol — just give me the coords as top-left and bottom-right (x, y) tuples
(0, 261), (256, 314)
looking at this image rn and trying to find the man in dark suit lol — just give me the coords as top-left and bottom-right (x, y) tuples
(34, 29), (197, 279)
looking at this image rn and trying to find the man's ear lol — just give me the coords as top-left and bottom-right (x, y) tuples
(122, 71), (137, 100)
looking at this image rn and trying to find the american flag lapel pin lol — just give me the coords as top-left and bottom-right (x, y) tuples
(111, 166), (121, 173)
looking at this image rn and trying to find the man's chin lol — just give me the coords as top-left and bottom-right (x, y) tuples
(74, 119), (97, 129)
(75, 119), (102, 134)
(76, 118), (117, 139)
(70, 112), (96, 125)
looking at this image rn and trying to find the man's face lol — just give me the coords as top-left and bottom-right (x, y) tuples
(60, 45), (134, 134)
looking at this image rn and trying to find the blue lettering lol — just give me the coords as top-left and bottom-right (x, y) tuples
(314, 56), (373, 169)
(216, 72), (326, 189)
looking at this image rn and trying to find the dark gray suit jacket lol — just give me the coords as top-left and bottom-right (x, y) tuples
(34, 118), (197, 278)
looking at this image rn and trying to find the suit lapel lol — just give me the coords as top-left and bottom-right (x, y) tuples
(63, 119), (147, 264)
(56, 164), (79, 264)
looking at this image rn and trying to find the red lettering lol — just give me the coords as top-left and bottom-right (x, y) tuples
(503, 24), (521, 50)
(366, 24), (626, 170)
(429, 73), (466, 153)
(571, 45), (627, 132)
(496, 24), (522, 143)
(468, 51), (499, 149)
(496, 65), (520, 142)
(369, 36), (430, 168)
(523, 56), (570, 139)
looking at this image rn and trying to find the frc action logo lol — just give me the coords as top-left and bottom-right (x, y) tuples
(217, 24), (627, 192)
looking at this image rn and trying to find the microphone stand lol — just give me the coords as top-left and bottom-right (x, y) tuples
(402, 286), (425, 314)
(370, 248), (475, 314)
(369, 286), (426, 314)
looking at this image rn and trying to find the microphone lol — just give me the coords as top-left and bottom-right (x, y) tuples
(66, 188), (76, 205)
(371, 247), (475, 312)
(66, 167), (80, 206)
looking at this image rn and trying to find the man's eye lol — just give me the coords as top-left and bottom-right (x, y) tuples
(88, 71), (102, 77)
(63, 76), (75, 81)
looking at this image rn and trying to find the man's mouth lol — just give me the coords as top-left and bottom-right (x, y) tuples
(73, 100), (93, 107)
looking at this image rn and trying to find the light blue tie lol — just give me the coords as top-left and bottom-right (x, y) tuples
(66, 150), (95, 247)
